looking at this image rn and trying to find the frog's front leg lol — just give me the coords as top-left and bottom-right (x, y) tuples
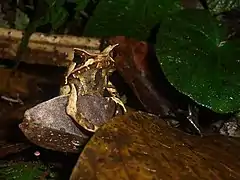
(65, 62), (77, 84)
(106, 81), (127, 113)
(59, 62), (77, 96)
(59, 84), (71, 95)
(66, 83), (98, 132)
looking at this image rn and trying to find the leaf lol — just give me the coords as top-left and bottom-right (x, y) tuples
(14, 9), (29, 30)
(216, 8), (240, 38)
(0, 161), (56, 180)
(0, 4), (10, 28)
(70, 111), (240, 180)
(38, 0), (68, 30)
(48, 6), (68, 30)
(75, 0), (89, 12)
(108, 36), (174, 115)
(83, 0), (183, 40)
(156, 9), (240, 113)
(207, 0), (240, 14)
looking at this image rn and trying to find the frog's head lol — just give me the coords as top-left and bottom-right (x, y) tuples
(64, 44), (119, 96)
(70, 44), (119, 75)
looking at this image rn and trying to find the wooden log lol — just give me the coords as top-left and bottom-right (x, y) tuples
(0, 27), (101, 66)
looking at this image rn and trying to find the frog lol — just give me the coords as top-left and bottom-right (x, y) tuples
(60, 44), (126, 133)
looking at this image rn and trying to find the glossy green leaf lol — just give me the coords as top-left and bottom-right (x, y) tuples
(83, 0), (183, 40)
(207, 0), (240, 14)
(156, 9), (240, 113)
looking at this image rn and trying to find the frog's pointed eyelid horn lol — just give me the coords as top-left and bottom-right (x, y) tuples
(102, 44), (119, 54)
(73, 48), (96, 57)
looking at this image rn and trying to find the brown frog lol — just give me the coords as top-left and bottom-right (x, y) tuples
(61, 44), (126, 132)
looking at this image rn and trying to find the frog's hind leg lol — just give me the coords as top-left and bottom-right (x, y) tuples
(66, 84), (98, 133)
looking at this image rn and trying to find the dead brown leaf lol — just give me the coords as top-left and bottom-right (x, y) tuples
(70, 111), (240, 180)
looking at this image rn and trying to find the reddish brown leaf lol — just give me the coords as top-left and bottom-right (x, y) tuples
(108, 36), (174, 116)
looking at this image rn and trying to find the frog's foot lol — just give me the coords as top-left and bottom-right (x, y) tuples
(75, 113), (99, 133)
(65, 62), (77, 84)
(110, 96), (127, 113)
(59, 84), (71, 96)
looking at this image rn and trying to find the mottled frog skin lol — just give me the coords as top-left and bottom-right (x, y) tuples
(61, 44), (126, 132)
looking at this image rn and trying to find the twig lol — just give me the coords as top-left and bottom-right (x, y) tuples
(1, 94), (24, 105)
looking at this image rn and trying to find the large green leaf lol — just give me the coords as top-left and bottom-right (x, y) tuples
(156, 9), (240, 113)
(82, 0), (183, 40)
(207, 0), (240, 14)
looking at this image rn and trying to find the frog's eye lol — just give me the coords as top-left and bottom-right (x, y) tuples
(73, 52), (87, 65)
(73, 48), (94, 65)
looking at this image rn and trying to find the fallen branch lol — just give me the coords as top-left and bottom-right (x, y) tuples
(0, 27), (101, 66)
